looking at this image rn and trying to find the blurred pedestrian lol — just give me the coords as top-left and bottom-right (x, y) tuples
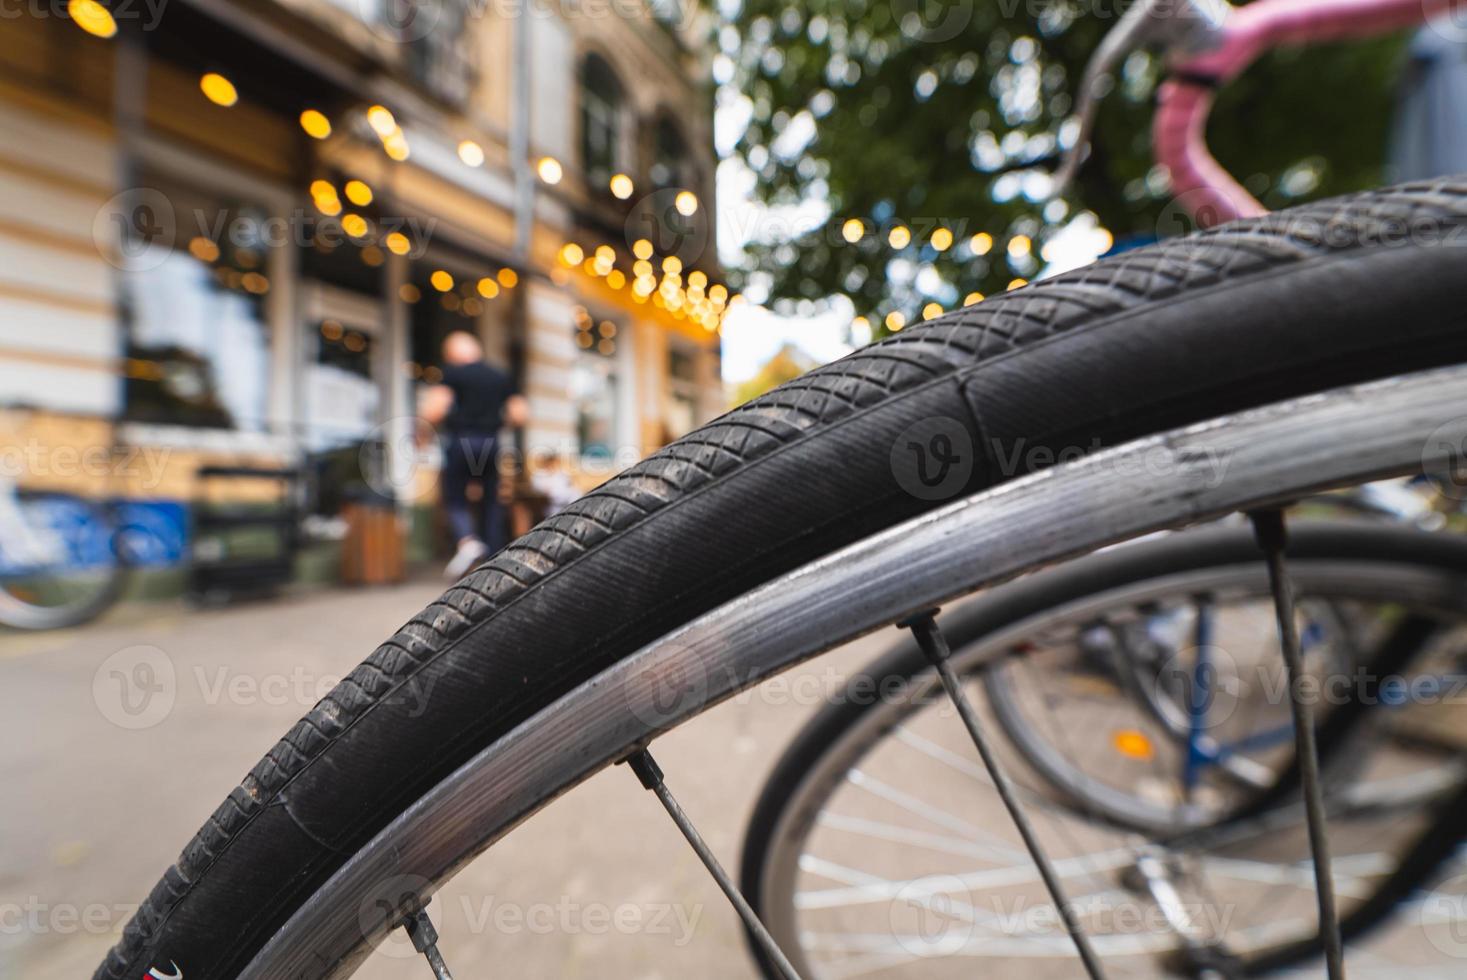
(419, 331), (528, 579)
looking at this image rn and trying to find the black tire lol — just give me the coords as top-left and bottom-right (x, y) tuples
(738, 520), (1467, 978)
(98, 180), (1467, 980)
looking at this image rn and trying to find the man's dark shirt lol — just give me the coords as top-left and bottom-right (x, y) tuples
(441, 361), (517, 435)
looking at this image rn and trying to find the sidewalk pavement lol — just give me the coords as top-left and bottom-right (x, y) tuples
(0, 580), (884, 980)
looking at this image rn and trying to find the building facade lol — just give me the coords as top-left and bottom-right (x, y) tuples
(0, 0), (727, 587)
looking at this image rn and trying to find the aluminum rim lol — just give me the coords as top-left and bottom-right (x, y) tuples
(242, 363), (1467, 979)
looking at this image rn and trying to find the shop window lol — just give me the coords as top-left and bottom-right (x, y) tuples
(571, 307), (622, 460)
(307, 319), (378, 451)
(123, 177), (273, 432)
(580, 54), (625, 186)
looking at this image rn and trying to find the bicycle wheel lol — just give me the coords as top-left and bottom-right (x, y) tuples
(0, 488), (128, 630)
(980, 523), (1363, 834)
(96, 181), (1467, 980)
(740, 521), (1467, 978)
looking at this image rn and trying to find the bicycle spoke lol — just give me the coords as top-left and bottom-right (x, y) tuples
(904, 612), (1109, 980)
(1249, 509), (1346, 980)
(624, 749), (806, 980)
(403, 907), (454, 980)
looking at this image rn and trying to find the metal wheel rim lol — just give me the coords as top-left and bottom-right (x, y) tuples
(240, 364), (1467, 979)
(755, 558), (1467, 978)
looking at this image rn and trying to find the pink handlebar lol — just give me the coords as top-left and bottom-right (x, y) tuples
(1155, 0), (1454, 226)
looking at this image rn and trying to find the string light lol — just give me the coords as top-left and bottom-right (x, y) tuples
(1008, 234), (1032, 258)
(200, 73), (238, 108)
(633, 239), (654, 260)
(885, 311), (907, 332)
(385, 232), (411, 256)
(344, 180), (373, 207)
(931, 228), (954, 251)
(842, 219), (864, 243)
(430, 270), (454, 292)
(367, 106), (397, 138)
(610, 174), (634, 199)
(341, 213), (368, 238)
(674, 191), (698, 216)
(559, 243), (584, 266)
(477, 278), (500, 298)
(497, 268), (519, 288)
(68, 0), (116, 38)
(922, 302), (943, 320)
(970, 232), (993, 256)
(383, 133), (410, 161)
(299, 109), (331, 139)
(1007, 278), (1028, 291)
(888, 225), (911, 248)
(537, 157), (563, 185)
(964, 291), (985, 306)
(458, 140), (485, 167)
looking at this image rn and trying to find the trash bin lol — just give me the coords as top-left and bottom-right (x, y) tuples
(341, 493), (404, 586)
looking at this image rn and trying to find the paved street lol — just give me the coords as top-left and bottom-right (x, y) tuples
(0, 580), (885, 980)
(3, 581), (1461, 980)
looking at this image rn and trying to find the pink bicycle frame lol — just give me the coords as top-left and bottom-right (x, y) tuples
(1156, 0), (1458, 226)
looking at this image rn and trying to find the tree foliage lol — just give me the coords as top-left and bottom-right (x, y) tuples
(722, 0), (1409, 336)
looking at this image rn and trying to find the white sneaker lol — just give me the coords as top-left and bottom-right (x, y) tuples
(444, 538), (490, 580)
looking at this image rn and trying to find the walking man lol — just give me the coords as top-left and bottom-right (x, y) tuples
(419, 331), (528, 579)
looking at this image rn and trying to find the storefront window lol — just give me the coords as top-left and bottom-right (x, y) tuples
(123, 177), (273, 432)
(571, 307), (622, 460)
(306, 319), (378, 452)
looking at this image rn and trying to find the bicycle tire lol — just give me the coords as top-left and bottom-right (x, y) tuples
(97, 179), (1467, 980)
(738, 520), (1467, 978)
(0, 493), (129, 631)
